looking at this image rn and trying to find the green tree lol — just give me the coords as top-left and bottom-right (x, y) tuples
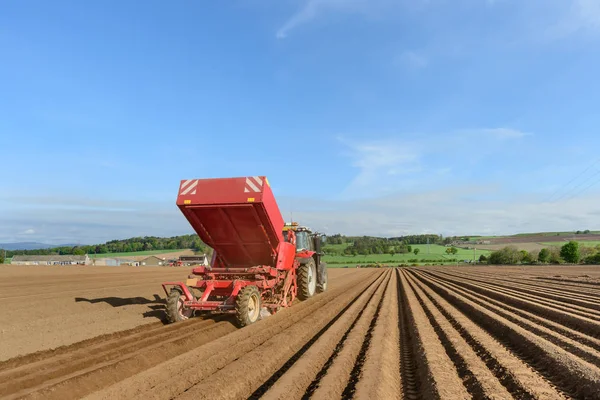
(548, 247), (563, 264)
(479, 254), (487, 263)
(488, 246), (521, 264)
(560, 241), (580, 263)
(0, 250), (4, 264)
(407, 245), (412, 253)
(520, 250), (533, 264)
(584, 253), (600, 264)
(538, 248), (550, 263)
(413, 248), (420, 256)
(389, 249), (396, 257)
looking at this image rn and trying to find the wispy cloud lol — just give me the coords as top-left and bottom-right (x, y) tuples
(479, 128), (532, 139)
(276, 0), (387, 39)
(337, 136), (421, 197)
(564, 0), (600, 33)
(337, 128), (530, 197)
(278, 188), (600, 237)
(394, 51), (429, 69)
(0, 196), (189, 244)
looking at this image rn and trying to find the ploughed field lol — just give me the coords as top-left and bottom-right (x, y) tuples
(1, 265), (600, 399)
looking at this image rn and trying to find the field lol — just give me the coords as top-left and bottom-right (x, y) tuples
(1, 264), (600, 399)
(323, 244), (491, 265)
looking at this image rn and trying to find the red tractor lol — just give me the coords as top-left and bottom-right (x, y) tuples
(161, 176), (328, 327)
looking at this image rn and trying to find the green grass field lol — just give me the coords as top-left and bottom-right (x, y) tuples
(322, 244), (491, 266)
(90, 249), (186, 258)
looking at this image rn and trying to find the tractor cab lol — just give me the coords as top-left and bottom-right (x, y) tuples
(282, 222), (324, 253)
(282, 222), (328, 296)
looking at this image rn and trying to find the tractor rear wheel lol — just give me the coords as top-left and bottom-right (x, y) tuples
(317, 263), (328, 293)
(298, 258), (317, 300)
(166, 288), (193, 323)
(235, 285), (262, 327)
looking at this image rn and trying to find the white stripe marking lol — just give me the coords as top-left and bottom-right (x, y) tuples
(246, 178), (260, 192)
(181, 180), (198, 195)
(244, 187), (250, 193)
(180, 180), (193, 191)
(252, 176), (263, 186)
(191, 189), (196, 195)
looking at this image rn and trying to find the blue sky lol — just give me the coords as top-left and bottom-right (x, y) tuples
(2, 0), (600, 244)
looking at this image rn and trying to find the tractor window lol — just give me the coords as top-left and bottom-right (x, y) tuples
(295, 231), (311, 251)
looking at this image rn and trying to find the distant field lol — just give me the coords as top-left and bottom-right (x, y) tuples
(323, 244), (491, 266)
(467, 231), (600, 241)
(90, 249), (188, 259)
(540, 241), (600, 247)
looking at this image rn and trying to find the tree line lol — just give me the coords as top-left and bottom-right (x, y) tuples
(483, 241), (600, 265)
(1, 234), (209, 258)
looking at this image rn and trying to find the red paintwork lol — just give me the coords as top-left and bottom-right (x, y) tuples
(162, 176), (298, 316)
(295, 249), (316, 260)
(176, 176), (284, 268)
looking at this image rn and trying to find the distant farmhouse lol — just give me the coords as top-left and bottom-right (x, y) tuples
(11, 255), (90, 265)
(93, 258), (139, 266)
(140, 256), (165, 266)
(178, 255), (209, 266)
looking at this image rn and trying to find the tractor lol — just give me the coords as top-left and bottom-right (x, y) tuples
(161, 176), (328, 327)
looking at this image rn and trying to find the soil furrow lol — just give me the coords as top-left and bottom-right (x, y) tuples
(397, 268), (420, 400)
(399, 269), (470, 400)
(352, 270), (401, 400)
(83, 270), (383, 400)
(436, 270), (600, 314)
(257, 270), (390, 399)
(173, 271), (389, 400)
(414, 269), (600, 398)
(340, 271), (390, 399)
(408, 270), (562, 399)
(0, 317), (220, 386)
(453, 271), (600, 301)
(421, 270), (600, 338)
(305, 273), (394, 399)
(9, 321), (236, 400)
(420, 271), (600, 365)
(404, 272), (512, 399)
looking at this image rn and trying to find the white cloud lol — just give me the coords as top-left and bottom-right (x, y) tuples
(276, 0), (390, 39)
(479, 128), (532, 139)
(278, 189), (600, 237)
(336, 128), (529, 197)
(0, 196), (190, 244)
(570, 0), (600, 31)
(394, 51), (429, 69)
(277, 0), (322, 39)
(337, 136), (421, 197)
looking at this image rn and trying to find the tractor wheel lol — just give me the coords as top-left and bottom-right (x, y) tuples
(235, 285), (262, 328)
(297, 258), (317, 300)
(317, 264), (328, 293)
(166, 288), (193, 323)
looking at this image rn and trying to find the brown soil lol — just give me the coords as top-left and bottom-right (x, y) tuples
(1, 265), (600, 399)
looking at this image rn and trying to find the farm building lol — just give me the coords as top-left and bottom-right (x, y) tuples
(11, 255), (90, 265)
(93, 258), (121, 266)
(179, 254), (209, 266)
(140, 256), (165, 266)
